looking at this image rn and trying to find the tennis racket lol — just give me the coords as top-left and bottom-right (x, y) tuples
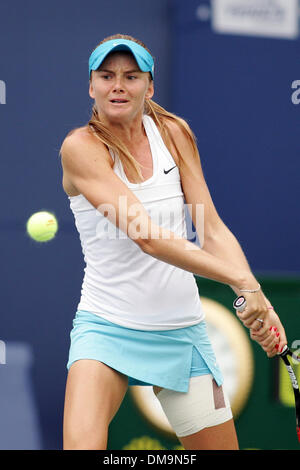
(233, 295), (300, 443)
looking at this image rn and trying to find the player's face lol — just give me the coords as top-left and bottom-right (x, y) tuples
(89, 51), (154, 124)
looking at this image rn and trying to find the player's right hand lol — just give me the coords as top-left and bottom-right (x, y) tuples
(235, 289), (270, 333)
(250, 309), (287, 357)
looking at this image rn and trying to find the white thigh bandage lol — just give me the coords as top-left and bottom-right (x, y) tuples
(155, 375), (233, 438)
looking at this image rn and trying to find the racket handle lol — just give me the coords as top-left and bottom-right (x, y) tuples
(278, 345), (289, 356)
(233, 295), (247, 313)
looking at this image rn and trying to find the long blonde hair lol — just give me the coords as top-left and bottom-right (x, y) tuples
(64, 34), (200, 183)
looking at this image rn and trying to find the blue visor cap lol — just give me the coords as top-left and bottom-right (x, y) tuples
(89, 39), (154, 79)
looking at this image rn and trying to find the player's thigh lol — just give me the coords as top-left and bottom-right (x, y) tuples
(178, 418), (239, 450)
(153, 375), (238, 450)
(64, 359), (129, 432)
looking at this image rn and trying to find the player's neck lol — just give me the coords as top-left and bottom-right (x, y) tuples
(99, 113), (146, 148)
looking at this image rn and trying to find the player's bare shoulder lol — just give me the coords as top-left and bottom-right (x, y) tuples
(162, 115), (191, 144)
(60, 126), (113, 168)
(60, 126), (113, 197)
(160, 115), (192, 166)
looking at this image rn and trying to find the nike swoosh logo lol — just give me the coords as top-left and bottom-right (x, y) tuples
(164, 165), (177, 174)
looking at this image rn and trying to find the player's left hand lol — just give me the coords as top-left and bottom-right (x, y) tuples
(250, 308), (287, 358)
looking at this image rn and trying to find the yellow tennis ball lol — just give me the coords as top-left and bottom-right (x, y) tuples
(26, 211), (58, 242)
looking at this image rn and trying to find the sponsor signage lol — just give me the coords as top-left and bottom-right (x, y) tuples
(212, 0), (299, 39)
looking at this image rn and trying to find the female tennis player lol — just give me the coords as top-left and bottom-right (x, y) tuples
(60, 34), (287, 450)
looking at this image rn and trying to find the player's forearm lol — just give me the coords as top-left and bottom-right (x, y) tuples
(202, 224), (252, 297)
(142, 224), (256, 290)
(202, 224), (272, 305)
(202, 222), (251, 272)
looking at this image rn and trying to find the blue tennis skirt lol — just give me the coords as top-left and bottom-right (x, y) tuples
(67, 310), (223, 393)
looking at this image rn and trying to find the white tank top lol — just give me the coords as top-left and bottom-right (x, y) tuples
(68, 115), (204, 330)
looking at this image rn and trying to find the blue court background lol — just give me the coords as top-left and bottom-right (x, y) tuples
(0, 0), (299, 449)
